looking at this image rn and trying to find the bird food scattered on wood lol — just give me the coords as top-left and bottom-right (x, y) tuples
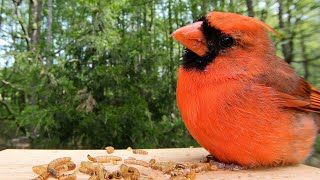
(31, 148), (220, 180)
(94, 163), (110, 180)
(32, 164), (48, 175)
(105, 146), (115, 154)
(31, 172), (50, 180)
(192, 163), (211, 173)
(124, 158), (150, 167)
(79, 161), (96, 175)
(87, 154), (122, 163)
(31, 160), (76, 180)
(58, 172), (77, 180)
(149, 158), (156, 165)
(47, 157), (72, 178)
(120, 163), (140, 180)
(132, 149), (148, 155)
(111, 170), (122, 179)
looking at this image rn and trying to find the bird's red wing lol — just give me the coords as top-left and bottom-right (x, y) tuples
(276, 84), (320, 113)
(254, 58), (320, 132)
(270, 72), (320, 113)
(275, 82), (320, 132)
(254, 58), (320, 113)
(308, 85), (320, 112)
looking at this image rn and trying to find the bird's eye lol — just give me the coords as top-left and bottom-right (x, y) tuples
(219, 36), (235, 48)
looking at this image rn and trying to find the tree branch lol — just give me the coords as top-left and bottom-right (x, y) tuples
(54, 39), (77, 55)
(0, 100), (26, 135)
(130, 0), (154, 6)
(0, 78), (22, 91)
(246, 0), (255, 17)
(0, 99), (13, 115)
(12, 0), (30, 49)
(291, 55), (320, 63)
(54, 29), (91, 55)
(0, 0), (4, 29)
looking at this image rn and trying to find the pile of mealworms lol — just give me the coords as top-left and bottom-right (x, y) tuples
(31, 146), (218, 180)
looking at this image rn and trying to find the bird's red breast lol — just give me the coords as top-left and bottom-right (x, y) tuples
(173, 12), (320, 167)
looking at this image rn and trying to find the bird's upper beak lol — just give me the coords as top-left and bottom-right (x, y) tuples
(171, 21), (208, 57)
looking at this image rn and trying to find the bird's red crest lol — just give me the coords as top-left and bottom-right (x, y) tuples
(206, 12), (281, 38)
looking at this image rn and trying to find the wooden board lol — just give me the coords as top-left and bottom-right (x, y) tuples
(0, 148), (320, 179)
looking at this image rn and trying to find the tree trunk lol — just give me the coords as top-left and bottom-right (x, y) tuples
(168, 0), (174, 77)
(149, 1), (154, 32)
(213, 0), (218, 11)
(168, 0), (175, 112)
(300, 33), (309, 79)
(46, 0), (53, 66)
(229, 0), (235, 12)
(13, 0), (30, 49)
(19, 91), (26, 112)
(220, 0), (225, 11)
(0, 0), (4, 29)
(246, 0), (255, 17)
(28, 0), (43, 54)
(278, 0), (294, 64)
(28, 0), (43, 106)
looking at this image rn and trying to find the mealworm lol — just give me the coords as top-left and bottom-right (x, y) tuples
(80, 161), (96, 170)
(192, 163), (211, 173)
(32, 164), (48, 175)
(209, 163), (218, 171)
(56, 161), (76, 172)
(111, 170), (122, 179)
(80, 162), (110, 179)
(31, 172), (50, 180)
(170, 168), (191, 177)
(151, 161), (176, 174)
(79, 161), (96, 175)
(170, 170), (196, 180)
(79, 166), (94, 175)
(32, 161), (75, 176)
(190, 164), (199, 169)
(120, 164), (129, 173)
(105, 146), (115, 154)
(48, 157), (71, 178)
(169, 175), (187, 180)
(87, 154), (122, 163)
(175, 163), (187, 169)
(89, 174), (98, 180)
(186, 171), (196, 180)
(95, 164), (110, 180)
(165, 163), (178, 174)
(58, 173), (77, 180)
(132, 149), (148, 155)
(128, 166), (140, 180)
(120, 164), (140, 180)
(124, 158), (149, 167)
(150, 162), (165, 171)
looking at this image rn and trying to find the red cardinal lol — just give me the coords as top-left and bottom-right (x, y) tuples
(172, 12), (320, 167)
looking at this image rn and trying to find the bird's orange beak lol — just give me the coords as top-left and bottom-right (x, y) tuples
(171, 21), (208, 57)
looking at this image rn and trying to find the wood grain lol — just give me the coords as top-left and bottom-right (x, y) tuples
(0, 148), (319, 179)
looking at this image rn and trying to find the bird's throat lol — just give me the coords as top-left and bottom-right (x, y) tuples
(181, 48), (217, 71)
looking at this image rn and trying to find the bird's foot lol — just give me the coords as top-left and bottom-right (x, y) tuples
(211, 161), (245, 171)
(202, 154), (246, 171)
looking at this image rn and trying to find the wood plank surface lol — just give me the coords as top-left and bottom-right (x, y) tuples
(0, 148), (320, 179)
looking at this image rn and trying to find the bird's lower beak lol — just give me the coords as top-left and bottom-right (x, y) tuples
(171, 21), (208, 57)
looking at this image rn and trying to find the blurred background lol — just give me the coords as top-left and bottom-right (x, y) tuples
(0, 0), (319, 166)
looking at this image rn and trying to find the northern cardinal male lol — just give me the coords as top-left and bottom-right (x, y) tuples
(172, 12), (320, 167)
